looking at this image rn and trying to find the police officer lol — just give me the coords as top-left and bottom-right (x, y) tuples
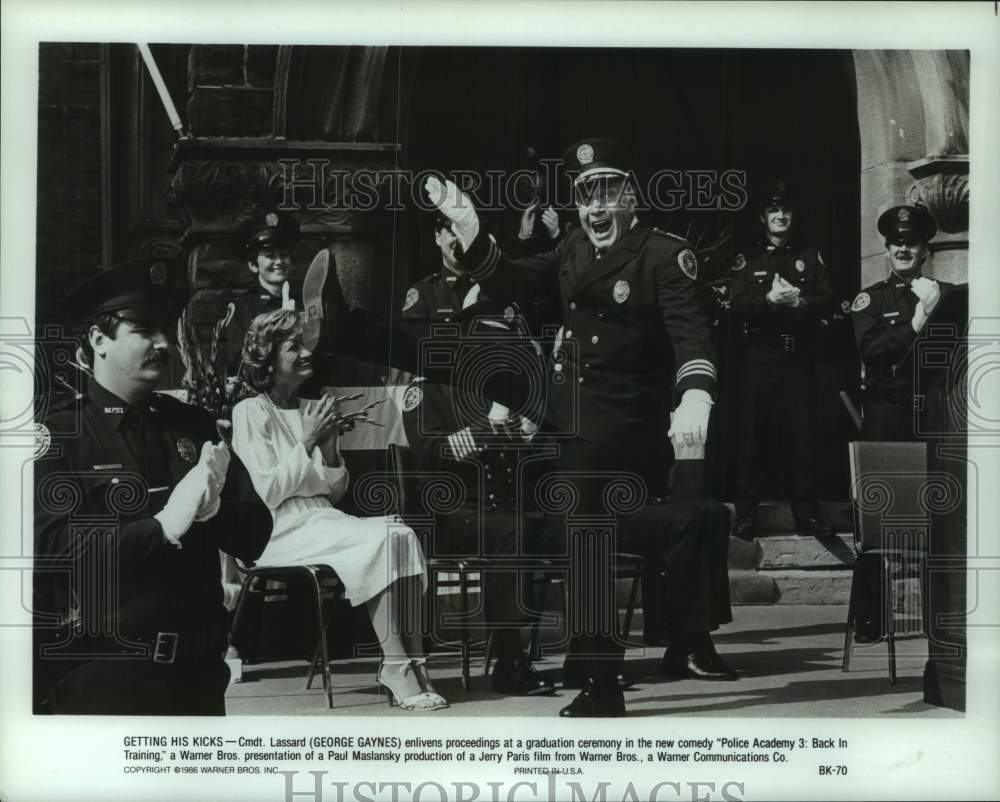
(223, 210), (300, 373)
(849, 204), (952, 643)
(401, 215), (480, 321)
(728, 179), (835, 542)
(401, 319), (558, 696)
(426, 137), (718, 716)
(851, 204), (952, 442)
(34, 258), (272, 715)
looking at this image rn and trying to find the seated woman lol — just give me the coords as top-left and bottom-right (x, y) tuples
(231, 309), (446, 711)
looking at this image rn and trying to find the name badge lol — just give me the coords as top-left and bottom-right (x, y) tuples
(883, 311), (900, 318)
(92, 463), (123, 471)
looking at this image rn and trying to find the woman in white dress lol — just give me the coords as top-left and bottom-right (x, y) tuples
(231, 309), (446, 710)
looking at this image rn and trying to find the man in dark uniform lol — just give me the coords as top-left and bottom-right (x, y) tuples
(849, 204), (952, 642)
(425, 137), (720, 716)
(401, 321), (558, 696)
(728, 180), (835, 542)
(222, 210), (300, 374)
(34, 257), (272, 715)
(852, 204), (952, 442)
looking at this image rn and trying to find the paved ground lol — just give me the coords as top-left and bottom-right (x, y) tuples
(226, 604), (959, 718)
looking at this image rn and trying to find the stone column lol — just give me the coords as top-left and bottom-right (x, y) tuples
(852, 50), (969, 287)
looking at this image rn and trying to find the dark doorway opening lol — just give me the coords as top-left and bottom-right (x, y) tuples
(403, 46), (861, 503)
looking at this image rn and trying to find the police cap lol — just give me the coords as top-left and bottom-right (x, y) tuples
(758, 178), (794, 209)
(562, 137), (631, 185)
(877, 204), (937, 245)
(65, 256), (188, 324)
(232, 210), (300, 259)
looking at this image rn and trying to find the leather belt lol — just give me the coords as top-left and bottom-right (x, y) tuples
(67, 628), (224, 664)
(750, 333), (797, 352)
(878, 392), (926, 410)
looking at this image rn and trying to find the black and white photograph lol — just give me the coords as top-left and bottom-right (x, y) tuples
(2, 2), (999, 801)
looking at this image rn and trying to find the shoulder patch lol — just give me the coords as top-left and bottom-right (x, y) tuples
(402, 287), (420, 312)
(851, 292), (871, 312)
(678, 249), (698, 281)
(732, 253), (746, 272)
(402, 383), (423, 412)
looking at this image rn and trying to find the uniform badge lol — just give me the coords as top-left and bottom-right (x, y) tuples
(795, 259), (806, 273)
(577, 144), (594, 165)
(176, 437), (198, 464)
(732, 253), (746, 272)
(266, 212), (279, 227)
(898, 208), (910, 222)
(612, 280), (630, 304)
(402, 383), (423, 412)
(402, 287), (420, 312)
(149, 261), (168, 286)
(504, 305), (515, 322)
(678, 249), (698, 280)
(33, 423), (51, 459)
(851, 292), (871, 312)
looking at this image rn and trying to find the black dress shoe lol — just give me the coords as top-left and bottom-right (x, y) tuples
(799, 517), (835, 538)
(558, 679), (626, 718)
(663, 646), (739, 681)
(733, 518), (755, 542)
(853, 620), (884, 644)
(562, 660), (634, 690)
(491, 658), (556, 696)
(302, 248), (347, 351)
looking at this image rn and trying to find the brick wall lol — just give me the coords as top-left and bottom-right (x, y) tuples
(35, 43), (104, 332)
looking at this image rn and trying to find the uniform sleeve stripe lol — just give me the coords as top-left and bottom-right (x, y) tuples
(675, 359), (716, 382)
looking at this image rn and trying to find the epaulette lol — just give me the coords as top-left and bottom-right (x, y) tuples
(651, 227), (689, 244)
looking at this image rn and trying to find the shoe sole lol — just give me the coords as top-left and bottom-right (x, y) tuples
(303, 249), (329, 323)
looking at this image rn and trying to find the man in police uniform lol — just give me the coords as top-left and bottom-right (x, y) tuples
(400, 316), (558, 696)
(728, 180), (835, 542)
(34, 258), (272, 715)
(425, 138), (719, 716)
(851, 204), (952, 442)
(849, 204), (953, 643)
(222, 209), (300, 373)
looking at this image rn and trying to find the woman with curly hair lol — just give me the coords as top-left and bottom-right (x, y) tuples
(231, 309), (447, 711)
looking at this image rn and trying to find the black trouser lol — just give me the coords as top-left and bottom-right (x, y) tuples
(325, 309), (545, 420)
(860, 400), (925, 442)
(50, 657), (230, 715)
(735, 345), (817, 526)
(432, 507), (560, 659)
(621, 498), (733, 645)
(553, 437), (656, 685)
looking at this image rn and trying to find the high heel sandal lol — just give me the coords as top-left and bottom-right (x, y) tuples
(410, 657), (448, 710)
(376, 660), (448, 711)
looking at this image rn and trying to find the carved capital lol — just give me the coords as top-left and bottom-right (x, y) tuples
(908, 172), (969, 235)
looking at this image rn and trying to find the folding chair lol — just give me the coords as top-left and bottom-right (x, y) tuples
(843, 441), (928, 684)
(229, 562), (343, 708)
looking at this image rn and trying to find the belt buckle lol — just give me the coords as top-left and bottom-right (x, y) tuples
(153, 631), (178, 664)
(781, 335), (795, 352)
(913, 394), (925, 411)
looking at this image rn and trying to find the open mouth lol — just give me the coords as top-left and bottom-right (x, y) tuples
(590, 218), (613, 237)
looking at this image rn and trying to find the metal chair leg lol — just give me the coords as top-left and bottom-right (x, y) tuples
(884, 557), (897, 686)
(842, 560), (860, 672)
(528, 572), (552, 662)
(620, 565), (641, 646)
(458, 564), (471, 691)
(305, 567), (334, 708)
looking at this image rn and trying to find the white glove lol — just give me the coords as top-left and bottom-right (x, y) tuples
(195, 441), (230, 521)
(155, 442), (229, 544)
(766, 274), (801, 307)
(541, 207), (561, 240)
(486, 402), (510, 430)
(447, 427), (479, 461)
(425, 176), (480, 251)
(667, 389), (713, 448)
(910, 277), (941, 315)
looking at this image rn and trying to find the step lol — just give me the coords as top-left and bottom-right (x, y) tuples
(757, 533), (855, 570)
(752, 501), (854, 534)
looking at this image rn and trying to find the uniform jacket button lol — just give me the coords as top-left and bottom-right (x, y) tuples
(569, 302), (577, 311)
(554, 363), (563, 372)
(591, 335), (599, 344)
(578, 377), (585, 384)
(565, 330), (573, 338)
